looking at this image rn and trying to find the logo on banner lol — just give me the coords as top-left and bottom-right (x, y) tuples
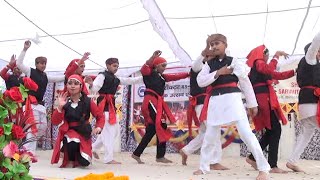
(138, 86), (146, 97)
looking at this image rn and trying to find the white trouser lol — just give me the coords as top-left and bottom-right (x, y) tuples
(200, 119), (270, 174)
(92, 112), (119, 163)
(182, 105), (222, 164)
(24, 104), (47, 154)
(288, 116), (319, 165)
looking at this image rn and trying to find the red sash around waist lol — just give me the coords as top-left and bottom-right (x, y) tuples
(199, 82), (238, 121)
(187, 93), (206, 137)
(98, 94), (116, 125)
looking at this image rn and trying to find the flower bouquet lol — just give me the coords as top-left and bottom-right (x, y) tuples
(0, 78), (39, 180)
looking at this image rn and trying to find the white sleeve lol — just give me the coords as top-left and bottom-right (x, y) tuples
(91, 74), (105, 93)
(277, 56), (303, 70)
(16, 50), (31, 77)
(230, 57), (250, 78)
(306, 31), (320, 65)
(48, 75), (65, 83)
(238, 76), (258, 108)
(119, 76), (143, 85)
(191, 55), (205, 73)
(196, 63), (218, 87)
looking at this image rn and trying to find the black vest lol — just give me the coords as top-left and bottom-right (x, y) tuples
(190, 69), (205, 105)
(248, 60), (272, 94)
(296, 57), (320, 104)
(63, 95), (92, 139)
(97, 71), (120, 111)
(143, 70), (166, 96)
(5, 75), (23, 90)
(207, 56), (241, 96)
(29, 68), (48, 103)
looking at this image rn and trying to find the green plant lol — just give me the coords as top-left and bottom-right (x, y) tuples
(0, 81), (38, 180)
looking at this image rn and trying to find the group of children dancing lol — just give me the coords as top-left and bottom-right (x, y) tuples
(2, 30), (320, 180)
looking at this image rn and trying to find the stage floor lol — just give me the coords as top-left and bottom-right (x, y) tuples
(30, 150), (320, 180)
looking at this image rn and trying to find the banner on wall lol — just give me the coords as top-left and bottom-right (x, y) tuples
(274, 59), (300, 104)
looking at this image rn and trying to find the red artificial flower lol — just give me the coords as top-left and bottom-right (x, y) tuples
(1, 167), (8, 173)
(11, 124), (26, 139)
(3, 141), (18, 158)
(3, 87), (23, 103)
(0, 126), (4, 136)
(23, 77), (38, 91)
(19, 148), (38, 163)
(314, 88), (320, 97)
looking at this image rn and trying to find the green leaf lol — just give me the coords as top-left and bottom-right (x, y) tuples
(2, 99), (18, 116)
(11, 108), (17, 116)
(12, 160), (19, 174)
(19, 84), (28, 99)
(2, 158), (13, 172)
(0, 134), (5, 142)
(21, 174), (33, 180)
(4, 171), (13, 179)
(0, 135), (8, 149)
(12, 160), (27, 174)
(0, 105), (8, 121)
(13, 174), (21, 180)
(3, 123), (13, 135)
(0, 172), (4, 179)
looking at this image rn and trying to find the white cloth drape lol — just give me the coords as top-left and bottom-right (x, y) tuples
(141, 0), (192, 67)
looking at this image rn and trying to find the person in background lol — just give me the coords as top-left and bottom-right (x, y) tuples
(17, 40), (65, 154)
(91, 57), (143, 164)
(131, 50), (189, 164)
(286, 31), (320, 173)
(246, 45), (295, 173)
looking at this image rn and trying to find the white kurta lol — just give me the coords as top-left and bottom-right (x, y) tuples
(182, 56), (222, 163)
(298, 31), (320, 120)
(197, 57), (257, 126)
(196, 56), (270, 173)
(91, 73), (143, 163)
(17, 50), (64, 154)
(288, 30), (320, 165)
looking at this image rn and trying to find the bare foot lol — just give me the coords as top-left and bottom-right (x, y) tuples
(286, 162), (305, 173)
(156, 157), (173, 163)
(256, 171), (268, 180)
(179, 149), (188, 165)
(106, 160), (121, 164)
(65, 161), (75, 168)
(92, 151), (99, 159)
(193, 169), (204, 175)
(246, 157), (258, 170)
(270, 167), (287, 174)
(131, 154), (144, 164)
(210, 163), (230, 170)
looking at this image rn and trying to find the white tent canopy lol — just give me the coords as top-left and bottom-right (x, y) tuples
(0, 0), (319, 72)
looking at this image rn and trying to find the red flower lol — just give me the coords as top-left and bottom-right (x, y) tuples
(11, 124), (26, 139)
(23, 77), (38, 91)
(3, 87), (23, 103)
(0, 126), (3, 136)
(314, 88), (320, 97)
(1, 167), (8, 173)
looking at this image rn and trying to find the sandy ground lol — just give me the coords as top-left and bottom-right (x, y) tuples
(30, 150), (320, 180)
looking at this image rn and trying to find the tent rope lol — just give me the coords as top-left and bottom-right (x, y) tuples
(291, 0), (313, 55)
(263, 0), (269, 44)
(3, 0), (105, 69)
